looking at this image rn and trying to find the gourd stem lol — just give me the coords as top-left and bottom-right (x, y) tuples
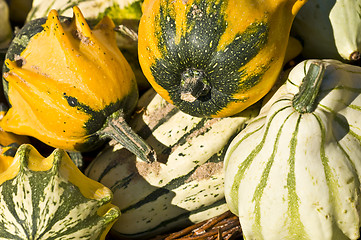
(292, 61), (325, 113)
(114, 25), (138, 41)
(99, 110), (156, 163)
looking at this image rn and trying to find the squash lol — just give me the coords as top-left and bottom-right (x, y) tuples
(138, 0), (307, 118)
(224, 59), (361, 240)
(0, 103), (30, 147)
(0, 0), (12, 49)
(1, 6), (155, 163)
(292, 0), (361, 62)
(85, 88), (259, 238)
(0, 144), (120, 239)
(25, 0), (150, 91)
(26, 0), (144, 23)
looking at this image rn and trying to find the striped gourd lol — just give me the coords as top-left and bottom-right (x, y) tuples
(138, 0), (307, 118)
(0, 144), (120, 240)
(224, 59), (361, 240)
(85, 88), (259, 238)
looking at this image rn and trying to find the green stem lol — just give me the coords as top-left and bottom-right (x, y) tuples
(292, 61), (325, 113)
(98, 110), (156, 163)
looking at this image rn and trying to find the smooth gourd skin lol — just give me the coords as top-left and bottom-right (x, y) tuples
(1, 7), (138, 152)
(0, 144), (120, 239)
(224, 59), (361, 240)
(138, 0), (307, 118)
(292, 0), (361, 62)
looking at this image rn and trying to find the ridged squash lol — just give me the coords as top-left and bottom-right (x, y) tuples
(1, 6), (155, 162)
(85, 88), (259, 238)
(0, 144), (120, 239)
(138, 0), (307, 118)
(292, 0), (361, 62)
(224, 59), (361, 240)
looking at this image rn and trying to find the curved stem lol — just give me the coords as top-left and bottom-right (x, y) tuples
(98, 110), (156, 163)
(114, 25), (138, 41)
(292, 61), (325, 113)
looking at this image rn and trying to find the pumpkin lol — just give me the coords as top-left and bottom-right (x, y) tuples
(0, 144), (120, 239)
(85, 88), (259, 238)
(224, 59), (361, 240)
(1, 6), (155, 163)
(292, 0), (361, 62)
(138, 0), (307, 118)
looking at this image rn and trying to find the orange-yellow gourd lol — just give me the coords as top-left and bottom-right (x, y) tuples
(1, 6), (155, 162)
(138, 0), (307, 117)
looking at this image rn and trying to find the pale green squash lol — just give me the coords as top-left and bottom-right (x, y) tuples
(224, 59), (361, 240)
(292, 0), (361, 62)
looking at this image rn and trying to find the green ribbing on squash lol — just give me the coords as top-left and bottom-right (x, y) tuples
(0, 144), (120, 240)
(224, 59), (361, 240)
(85, 88), (259, 238)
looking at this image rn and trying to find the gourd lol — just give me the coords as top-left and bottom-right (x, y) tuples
(224, 59), (361, 240)
(1, 6), (155, 162)
(292, 0), (361, 62)
(0, 103), (29, 148)
(0, 0), (12, 49)
(138, 0), (307, 118)
(25, 0), (150, 91)
(26, 0), (144, 23)
(0, 103), (30, 172)
(85, 88), (259, 238)
(0, 144), (120, 239)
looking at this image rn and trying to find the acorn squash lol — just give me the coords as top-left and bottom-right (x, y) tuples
(0, 144), (120, 239)
(1, 6), (155, 162)
(138, 0), (307, 118)
(224, 59), (361, 240)
(85, 88), (259, 238)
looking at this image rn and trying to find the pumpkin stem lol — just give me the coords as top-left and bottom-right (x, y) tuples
(99, 110), (156, 163)
(180, 68), (210, 102)
(292, 61), (325, 113)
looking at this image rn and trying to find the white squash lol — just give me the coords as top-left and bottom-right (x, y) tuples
(224, 59), (361, 240)
(86, 88), (259, 238)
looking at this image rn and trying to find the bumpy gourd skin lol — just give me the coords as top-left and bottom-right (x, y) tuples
(1, 7), (138, 152)
(138, 0), (307, 118)
(0, 144), (120, 240)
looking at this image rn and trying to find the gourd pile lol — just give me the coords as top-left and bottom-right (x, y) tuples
(0, 0), (361, 239)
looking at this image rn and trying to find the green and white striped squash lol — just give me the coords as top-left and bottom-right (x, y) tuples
(0, 144), (120, 240)
(224, 59), (361, 240)
(292, 0), (361, 62)
(85, 88), (259, 238)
